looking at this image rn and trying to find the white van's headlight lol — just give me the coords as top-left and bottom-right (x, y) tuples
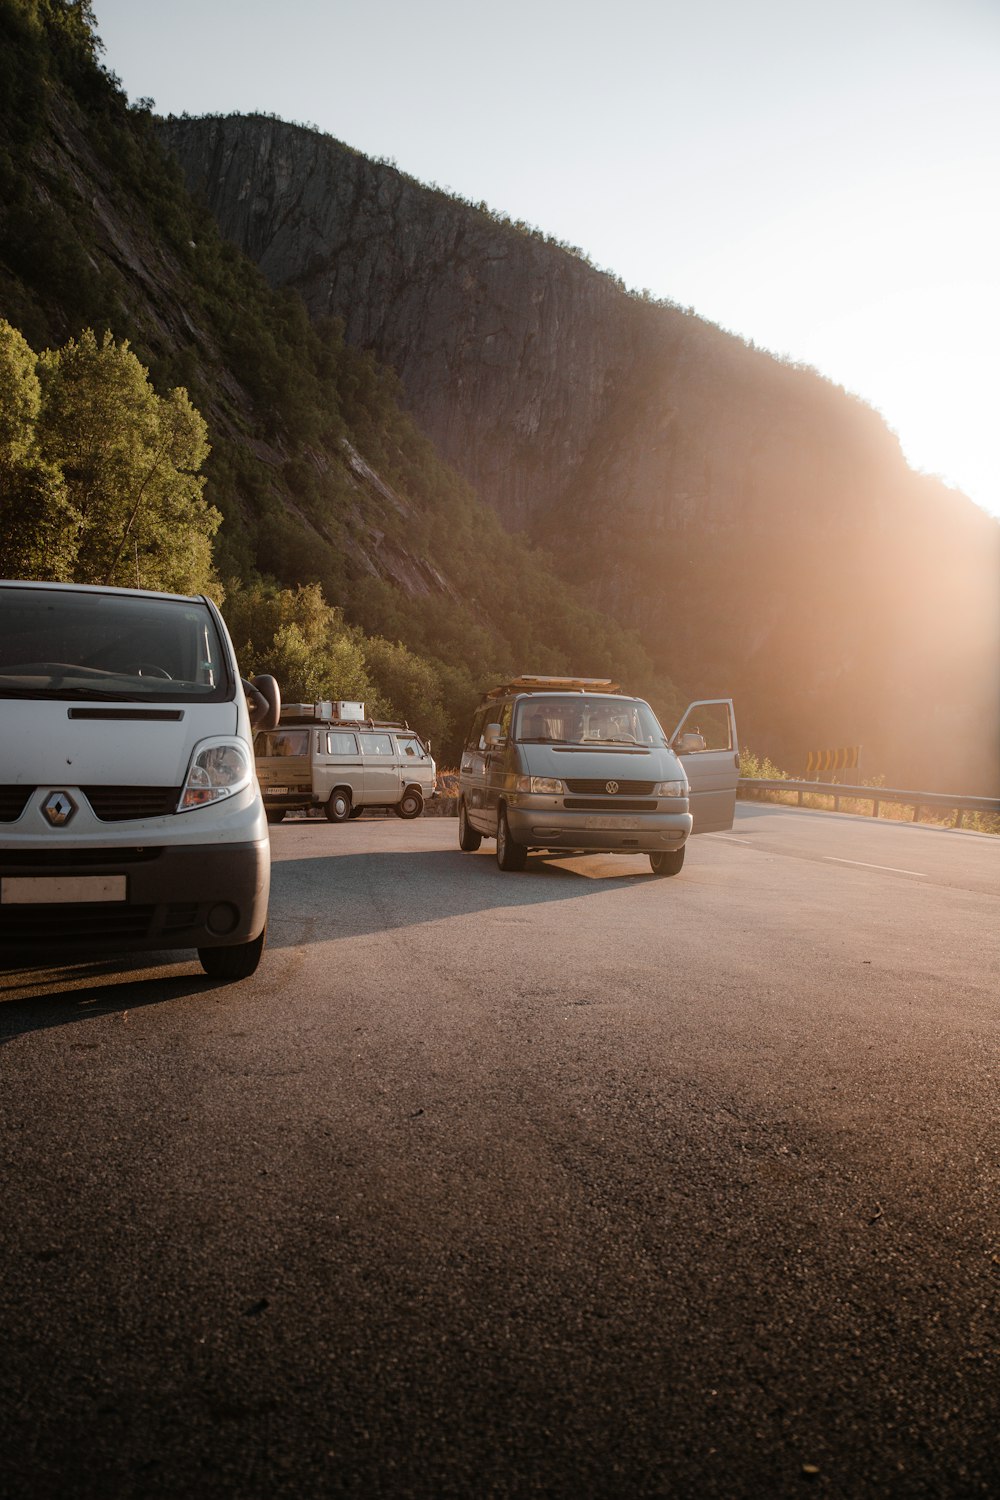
(515, 775), (565, 794)
(179, 739), (253, 811)
(655, 779), (688, 797)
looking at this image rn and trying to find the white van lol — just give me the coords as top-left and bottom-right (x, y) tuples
(0, 581), (279, 979)
(458, 676), (739, 874)
(255, 702), (436, 823)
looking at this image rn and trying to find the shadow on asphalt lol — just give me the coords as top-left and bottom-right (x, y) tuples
(0, 846), (656, 1035)
(265, 847), (653, 946)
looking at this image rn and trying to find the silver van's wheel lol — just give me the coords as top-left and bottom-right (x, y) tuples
(394, 788), (424, 819)
(649, 847), (685, 877)
(265, 808), (285, 824)
(458, 798), (482, 851)
(496, 805), (527, 871)
(199, 927), (266, 981)
(348, 805), (364, 820)
(325, 789), (352, 823)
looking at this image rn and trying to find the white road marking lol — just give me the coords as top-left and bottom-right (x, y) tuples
(708, 834), (753, 844)
(826, 857), (928, 877)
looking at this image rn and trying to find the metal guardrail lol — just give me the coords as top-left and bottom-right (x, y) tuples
(738, 778), (1000, 828)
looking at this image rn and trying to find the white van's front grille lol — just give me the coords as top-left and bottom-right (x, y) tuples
(0, 787), (32, 822)
(83, 787), (181, 820)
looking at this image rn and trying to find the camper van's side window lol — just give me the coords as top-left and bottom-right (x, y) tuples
(396, 734), (427, 760)
(326, 732), (358, 755)
(360, 733), (394, 757)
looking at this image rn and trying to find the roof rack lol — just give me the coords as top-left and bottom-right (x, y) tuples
(279, 703), (410, 731)
(484, 675), (621, 699)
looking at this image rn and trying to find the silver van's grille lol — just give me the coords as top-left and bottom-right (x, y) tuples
(565, 798), (658, 812)
(564, 779), (656, 795)
(0, 786), (32, 822)
(83, 787), (180, 820)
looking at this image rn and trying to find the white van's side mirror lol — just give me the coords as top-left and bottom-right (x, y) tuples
(483, 722), (503, 748)
(675, 731), (707, 754)
(245, 675), (281, 731)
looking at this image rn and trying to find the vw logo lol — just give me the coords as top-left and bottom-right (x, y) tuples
(605, 780), (619, 795)
(42, 790), (77, 827)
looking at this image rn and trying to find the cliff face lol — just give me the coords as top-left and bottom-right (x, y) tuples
(160, 114), (1000, 794)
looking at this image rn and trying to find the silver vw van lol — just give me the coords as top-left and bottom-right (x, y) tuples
(0, 580), (279, 978)
(255, 702), (436, 823)
(457, 676), (738, 874)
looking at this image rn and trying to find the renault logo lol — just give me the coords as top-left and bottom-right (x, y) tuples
(42, 791), (77, 827)
(605, 780), (619, 795)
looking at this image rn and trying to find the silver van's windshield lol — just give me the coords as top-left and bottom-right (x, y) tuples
(0, 586), (232, 702)
(513, 696), (667, 747)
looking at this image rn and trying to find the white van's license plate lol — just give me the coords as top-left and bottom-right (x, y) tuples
(584, 816), (642, 831)
(1, 876), (127, 905)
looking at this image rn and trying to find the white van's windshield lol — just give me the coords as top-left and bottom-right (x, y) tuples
(0, 585), (232, 702)
(513, 696), (667, 747)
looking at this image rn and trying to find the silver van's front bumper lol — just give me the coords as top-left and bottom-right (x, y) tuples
(504, 800), (692, 852)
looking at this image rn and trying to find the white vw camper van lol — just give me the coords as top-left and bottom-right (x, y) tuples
(458, 676), (739, 874)
(255, 702), (437, 823)
(0, 581), (279, 979)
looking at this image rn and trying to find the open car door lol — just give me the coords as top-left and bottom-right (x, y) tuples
(670, 699), (739, 833)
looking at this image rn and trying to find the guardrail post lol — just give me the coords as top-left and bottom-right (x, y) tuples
(872, 797), (880, 819)
(954, 809), (965, 829)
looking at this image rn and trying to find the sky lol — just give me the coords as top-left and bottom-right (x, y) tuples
(91, 0), (1000, 518)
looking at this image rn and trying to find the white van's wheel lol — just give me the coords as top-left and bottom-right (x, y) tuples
(496, 806), (527, 871)
(348, 806), (364, 820)
(458, 799), (482, 852)
(394, 788), (424, 819)
(265, 808), (285, 824)
(649, 847), (685, 877)
(325, 789), (352, 823)
(199, 927), (266, 981)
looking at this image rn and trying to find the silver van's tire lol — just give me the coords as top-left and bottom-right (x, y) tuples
(649, 847), (685, 877)
(496, 805), (527, 870)
(348, 805), (364, 820)
(325, 789), (352, 823)
(458, 798), (482, 852)
(265, 808), (285, 824)
(199, 927), (266, 981)
(394, 788), (423, 819)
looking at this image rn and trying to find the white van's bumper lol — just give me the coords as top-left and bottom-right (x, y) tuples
(504, 803), (692, 852)
(0, 839), (270, 958)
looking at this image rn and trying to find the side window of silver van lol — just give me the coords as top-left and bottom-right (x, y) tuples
(396, 734), (427, 760)
(326, 731), (359, 755)
(360, 732), (394, 757)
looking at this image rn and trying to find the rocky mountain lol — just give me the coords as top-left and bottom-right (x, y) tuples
(0, 1), (670, 757)
(159, 113), (1000, 794)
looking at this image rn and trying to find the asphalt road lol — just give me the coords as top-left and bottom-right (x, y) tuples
(2, 805), (998, 1498)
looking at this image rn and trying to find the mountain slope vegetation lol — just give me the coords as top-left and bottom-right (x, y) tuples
(0, 0), (677, 758)
(163, 111), (1000, 795)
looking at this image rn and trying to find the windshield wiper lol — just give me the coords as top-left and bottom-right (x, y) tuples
(0, 684), (151, 702)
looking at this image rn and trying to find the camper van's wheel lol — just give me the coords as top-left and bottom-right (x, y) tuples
(394, 789), (423, 820)
(458, 799), (482, 851)
(349, 806), (364, 819)
(649, 848), (685, 877)
(199, 927), (266, 981)
(266, 808), (285, 824)
(325, 789), (352, 823)
(496, 806), (527, 871)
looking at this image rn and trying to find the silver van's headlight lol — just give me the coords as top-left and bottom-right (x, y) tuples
(655, 779), (688, 797)
(179, 739), (253, 811)
(515, 775), (565, 794)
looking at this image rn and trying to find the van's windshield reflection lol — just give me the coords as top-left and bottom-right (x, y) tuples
(513, 696), (666, 747)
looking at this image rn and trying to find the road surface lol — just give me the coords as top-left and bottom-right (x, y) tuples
(2, 805), (998, 1497)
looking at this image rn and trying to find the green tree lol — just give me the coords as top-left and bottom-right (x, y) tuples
(362, 635), (449, 750)
(221, 580), (373, 705)
(35, 329), (220, 594)
(0, 317), (40, 463)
